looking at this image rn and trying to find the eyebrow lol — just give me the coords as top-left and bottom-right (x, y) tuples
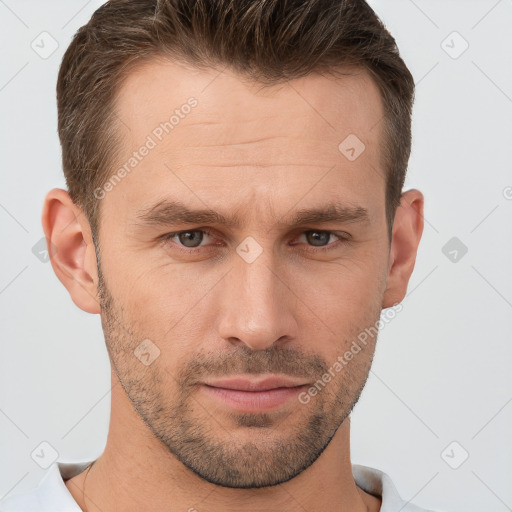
(134, 199), (370, 229)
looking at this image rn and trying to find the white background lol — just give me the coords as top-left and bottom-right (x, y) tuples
(1, 1), (511, 511)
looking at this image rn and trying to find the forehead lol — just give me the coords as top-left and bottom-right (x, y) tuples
(114, 57), (384, 147)
(105, 57), (386, 225)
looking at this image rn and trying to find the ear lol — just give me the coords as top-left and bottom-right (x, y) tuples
(382, 189), (425, 308)
(41, 188), (101, 314)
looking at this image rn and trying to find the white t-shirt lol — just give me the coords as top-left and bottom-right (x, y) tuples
(0, 460), (437, 511)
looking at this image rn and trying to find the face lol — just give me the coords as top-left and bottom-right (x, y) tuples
(94, 58), (391, 488)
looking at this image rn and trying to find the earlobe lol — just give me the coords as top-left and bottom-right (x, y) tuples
(382, 189), (425, 309)
(41, 188), (101, 314)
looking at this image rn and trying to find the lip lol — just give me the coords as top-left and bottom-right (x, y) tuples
(203, 375), (309, 392)
(201, 375), (309, 413)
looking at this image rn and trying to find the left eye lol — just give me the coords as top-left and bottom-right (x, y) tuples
(297, 230), (340, 247)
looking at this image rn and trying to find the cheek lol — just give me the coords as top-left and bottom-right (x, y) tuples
(290, 259), (384, 366)
(296, 258), (384, 323)
(111, 258), (191, 312)
(109, 261), (222, 352)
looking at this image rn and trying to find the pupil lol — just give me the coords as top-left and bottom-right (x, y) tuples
(307, 231), (329, 246)
(179, 231), (203, 247)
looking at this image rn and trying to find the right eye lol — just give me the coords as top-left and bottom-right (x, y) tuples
(160, 229), (216, 249)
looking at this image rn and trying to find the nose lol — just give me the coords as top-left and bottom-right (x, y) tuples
(216, 251), (298, 351)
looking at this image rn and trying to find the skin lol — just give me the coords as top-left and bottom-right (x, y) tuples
(42, 57), (424, 512)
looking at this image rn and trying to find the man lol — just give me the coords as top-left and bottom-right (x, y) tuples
(0, 0), (433, 510)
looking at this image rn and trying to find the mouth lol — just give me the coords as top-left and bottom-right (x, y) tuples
(203, 375), (309, 391)
(201, 375), (309, 412)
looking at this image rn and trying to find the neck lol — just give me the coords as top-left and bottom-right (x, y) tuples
(65, 372), (381, 512)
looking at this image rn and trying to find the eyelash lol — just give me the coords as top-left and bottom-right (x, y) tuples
(159, 228), (351, 254)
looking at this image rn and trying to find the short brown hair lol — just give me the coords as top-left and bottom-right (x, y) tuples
(57, 0), (414, 242)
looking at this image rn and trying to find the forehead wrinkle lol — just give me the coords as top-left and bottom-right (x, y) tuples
(183, 134), (291, 149)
